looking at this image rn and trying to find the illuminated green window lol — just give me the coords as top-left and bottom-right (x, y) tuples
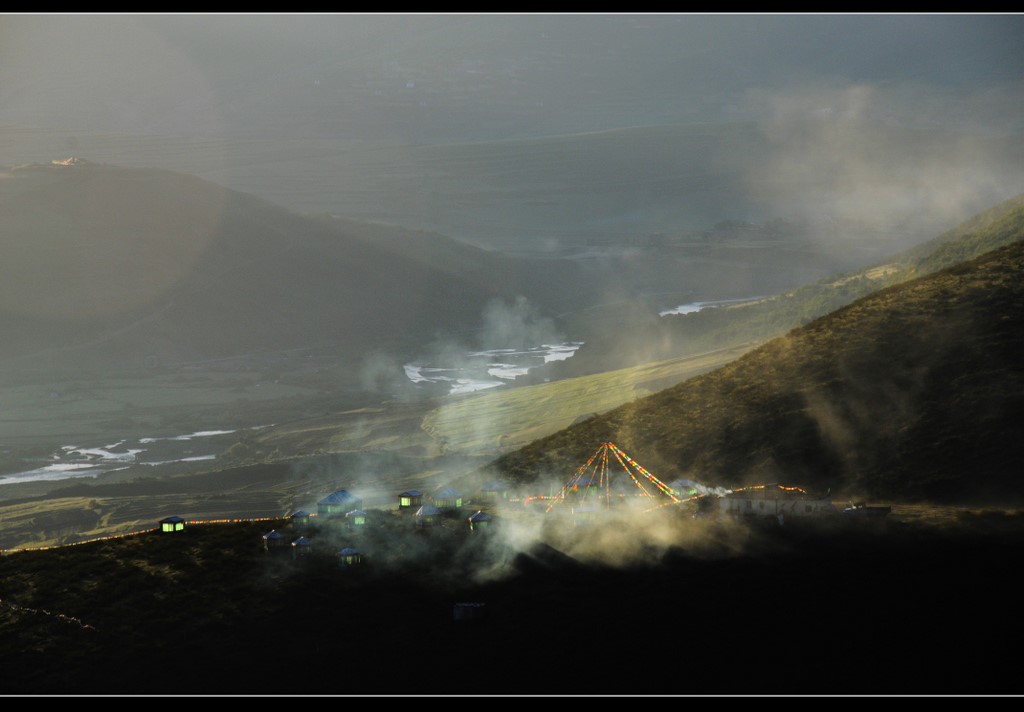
(400, 497), (411, 507)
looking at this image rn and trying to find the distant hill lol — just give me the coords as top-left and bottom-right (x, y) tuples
(7, 120), (1023, 258)
(0, 160), (589, 376)
(490, 239), (1024, 504)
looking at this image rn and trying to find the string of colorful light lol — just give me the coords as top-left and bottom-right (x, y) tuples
(0, 515), (296, 556)
(601, 443), (611, 507)
(546, 446), (604, 512)
(609, 444), (656, 499)
(0, 528), (159, 555)
(728, 484), (808, 495)
(606, 442), (681, 503)
(542, 442), (683, 512)
(183, 516), (280, 525)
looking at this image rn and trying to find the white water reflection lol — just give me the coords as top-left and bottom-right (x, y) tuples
(404, 342), (584, 395)
(138, 429), (237, 443)
(659, 296), (766, 317)
(1, 426), (264, 486)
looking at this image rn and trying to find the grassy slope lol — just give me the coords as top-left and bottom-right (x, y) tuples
(420, 343), (758, 457)
(248, 196), (1024, 471)
(490, 239), (1024, 504)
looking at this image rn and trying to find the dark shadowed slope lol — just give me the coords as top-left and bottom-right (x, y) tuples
(491, 239), (1024, 504)
(3, 514), (1024, 694)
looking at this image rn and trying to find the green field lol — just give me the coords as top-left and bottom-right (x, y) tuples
(421, 343), (758, 456)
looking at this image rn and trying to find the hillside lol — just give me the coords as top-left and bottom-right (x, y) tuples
(240, 193), (1024, 469)
(544, 191), (1024, 379)
(490, 239), (1024, 504)
(0, 160), (592, 377)
(5, 178), (1022, 548)
(3, 513), (1024, 694)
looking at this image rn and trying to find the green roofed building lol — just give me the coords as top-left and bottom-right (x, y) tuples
(481, 481), (509, 502)
(317, 490), (363, 517)
(337, 547), (363, 569)
(292, 536), (313, 559)
(398, 490), (423, 510)
(433, 486), (463, 511)
(159, 516), (185, 533)
(415, 504), (441, 528)
(290, 510), (312, 529)
(468, 511), (493, 532)
(262, 529), (287, 552)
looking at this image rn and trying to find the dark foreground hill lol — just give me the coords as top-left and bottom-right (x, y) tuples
(2, 514), (1023, 695)
(491, 239), (1024, 504)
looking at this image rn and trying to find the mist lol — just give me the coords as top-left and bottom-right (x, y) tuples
(3, 12), (1023, 568)
(4, 14), (1023, 138)
(736, 82), (1024, 239)
(4, 14), (1024, 695)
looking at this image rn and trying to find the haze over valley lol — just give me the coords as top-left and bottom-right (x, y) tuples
(2, 14), (1023, 695)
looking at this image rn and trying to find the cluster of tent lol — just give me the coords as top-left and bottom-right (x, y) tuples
(158, 481), (510, 568)
(260, 483), (504, 566)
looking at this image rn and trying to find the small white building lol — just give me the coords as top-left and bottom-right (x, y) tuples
(262, 529), (288, 552)
(467, 511), (494, 532)
(318, 490), (363, 517)
(292, 536), (313, 559)
(289, 510), (312, 529)
(415, 504), (441, 528)
(398, 490), (423, 510)
(667, 479), (701, 499)
(718, 484), (836, 520)
(337, 547), (363, 569)
(480, 481), (510, 502)
(432, 486), (463, 511)
(159, 516), (186, 533)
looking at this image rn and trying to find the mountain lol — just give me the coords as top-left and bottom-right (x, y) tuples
(7, 120), (1024, 258)
(490, 238), (1024, 504)
(0, 160), (589, 376)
